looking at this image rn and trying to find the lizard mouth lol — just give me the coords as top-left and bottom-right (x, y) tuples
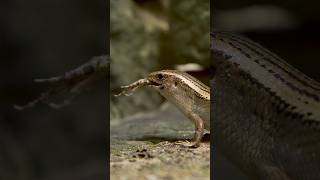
(148, 80), (161, 87)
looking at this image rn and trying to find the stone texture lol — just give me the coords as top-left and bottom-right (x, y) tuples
(110, 102), (210, 180)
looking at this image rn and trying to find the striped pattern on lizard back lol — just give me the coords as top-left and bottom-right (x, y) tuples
(211, 31), (320, 180)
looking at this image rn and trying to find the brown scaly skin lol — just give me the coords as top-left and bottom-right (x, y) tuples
(116, 70), (210, 148)
(212, 31), (320, 180)
(147, 70), (210, 147)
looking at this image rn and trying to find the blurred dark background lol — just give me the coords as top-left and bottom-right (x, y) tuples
(213, 0), (320, 179)
(0, 0), (108, 179)
(213, 0), (320, 81)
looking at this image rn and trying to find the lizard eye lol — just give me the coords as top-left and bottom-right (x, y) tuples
(157, 74), (163, 80)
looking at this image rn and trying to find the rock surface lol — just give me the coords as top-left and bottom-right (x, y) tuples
(110, 103), (210, 180)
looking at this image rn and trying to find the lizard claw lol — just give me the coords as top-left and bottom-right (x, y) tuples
(189, 142), (200, 148)
(174, 140), (200, 148)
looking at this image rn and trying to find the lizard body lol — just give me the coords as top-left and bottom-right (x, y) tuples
(212, 31), (320, 179)
(115, 70), (210, 147)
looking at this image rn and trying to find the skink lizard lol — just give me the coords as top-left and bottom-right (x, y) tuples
(115, 70), (210, 147)
(212, 31), (320, 180)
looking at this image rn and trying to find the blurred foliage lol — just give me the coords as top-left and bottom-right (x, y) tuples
(110, 0), (210, 121)
(110, 0), (164, 120)
(164, 1), (210, 66)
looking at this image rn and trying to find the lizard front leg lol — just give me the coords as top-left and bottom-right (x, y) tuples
(190, 113), (205, 148)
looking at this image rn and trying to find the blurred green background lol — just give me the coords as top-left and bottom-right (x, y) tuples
(110, 0), (210, 122)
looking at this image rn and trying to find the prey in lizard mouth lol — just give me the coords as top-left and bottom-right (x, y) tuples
(147, 79), (162, 88)
(113, 77), (162, 97)
(113, 72), (165, 96)
(114, 70), (210, 148)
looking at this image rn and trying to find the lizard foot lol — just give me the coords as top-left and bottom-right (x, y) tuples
(174, 140), (200, 148)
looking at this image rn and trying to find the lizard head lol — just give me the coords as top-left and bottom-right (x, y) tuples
(146, 70), (183, 92)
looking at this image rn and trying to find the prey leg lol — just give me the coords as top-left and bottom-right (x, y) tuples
(113, 79), (150, 97)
